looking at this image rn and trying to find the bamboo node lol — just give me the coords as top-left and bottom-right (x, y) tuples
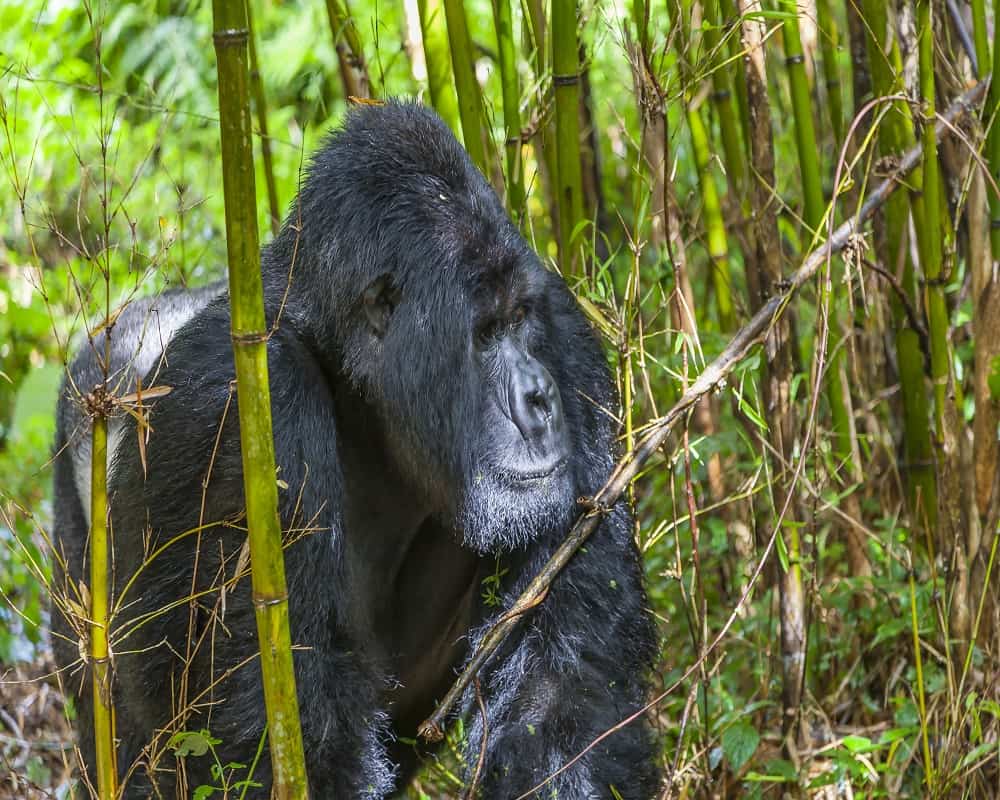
(213, 27), (249, 47)
(253, 594), (289, 608)
(231, 331), (268, 345)
(552, 72), (581, 87)
(83, 384), (115, 418)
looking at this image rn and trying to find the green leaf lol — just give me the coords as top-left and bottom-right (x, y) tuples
(721, 721), (759, 771)
(841, 735), (874, 753)
(169, 729), (220, 758)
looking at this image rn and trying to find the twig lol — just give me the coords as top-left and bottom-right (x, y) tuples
(860, 255), (931, 363)
(417, 78), (988, 743)
(462, 677), (487, 800)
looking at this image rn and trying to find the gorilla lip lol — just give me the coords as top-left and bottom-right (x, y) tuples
(504, 457), (567, 483)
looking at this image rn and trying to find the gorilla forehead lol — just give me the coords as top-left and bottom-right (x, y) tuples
(298, 100), (535, 309)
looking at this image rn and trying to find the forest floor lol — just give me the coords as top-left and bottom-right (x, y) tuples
(0, 653), (74, 799)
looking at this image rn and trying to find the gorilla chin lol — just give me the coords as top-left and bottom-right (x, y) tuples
(458, 459), (575, 553)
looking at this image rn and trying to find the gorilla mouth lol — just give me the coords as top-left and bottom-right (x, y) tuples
(505, 457), (568, 483)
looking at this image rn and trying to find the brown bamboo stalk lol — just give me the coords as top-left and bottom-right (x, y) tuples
(629, 9), (724, 503)
(552, 0), (587, 275)
(739, 0), (805, 737)
(324, 0), (370, 98)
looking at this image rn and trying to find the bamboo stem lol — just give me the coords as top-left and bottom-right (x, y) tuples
(417, 0), (461, 135)
(861, 0), (937, 530)
(986, 0), (1000, 258)
(442, 0), (489, 174)
(815, 0), (845, 146)
(917, 0), (948, 442)
(719, 0), (751, 156)
(492, 0), (525, 218)
(324, 0), (370, 98)
(211, 3), (308, 796)
(782, 1), (859, 560)
(970, 0), (989, 79)
(551, 0), (586, 275)
(703, 0), (746, 194)
(672, 0), (735, 330)
(246, 0), (280, 236)
(781, 0), (824, 233)
(741, 0), (804, 737)
(88, 407), (117, 800)
(687, 102), (735, 330)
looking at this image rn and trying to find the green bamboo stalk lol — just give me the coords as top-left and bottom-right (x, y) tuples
(324, 0), (369, 98)
(442, 0), (489, 174)
(780, 1), (824, 234)
(246, 0), (280, 236)
(908, 567), (935, 788)
(861, 0), (937, 529)
(688, 103), (735, 330)
(971, 0), (989, 79)
(917, 0), (947, 442)
(492, 0), (525, 218)
(719, 0), (752, 158)
(632, 0), (649, 52)
(815, 0), (845, 146)
(671, 0), (735, 330)
(417, 0), (461, 136)
(551, 0), (586, 275)
(523, 0), (559, 234)
(211, 2), (308, 797)
(89, 409), (116, 800)
(703, 0), (746, 193)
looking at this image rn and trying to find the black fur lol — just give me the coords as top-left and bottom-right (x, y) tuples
(52, 101), (659, 798)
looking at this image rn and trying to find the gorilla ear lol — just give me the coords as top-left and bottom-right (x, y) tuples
(362, 274), (401, 338)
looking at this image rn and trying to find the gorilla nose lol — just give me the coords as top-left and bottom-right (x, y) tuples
(510, 361), (564, 443)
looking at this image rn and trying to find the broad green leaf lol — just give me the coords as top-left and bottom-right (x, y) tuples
(721, 721), (759, 771)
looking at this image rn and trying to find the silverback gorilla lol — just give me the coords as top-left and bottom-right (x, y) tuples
(53, 101), (659, 798)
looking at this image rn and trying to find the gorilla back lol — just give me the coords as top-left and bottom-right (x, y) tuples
(53, 101), (659, 798)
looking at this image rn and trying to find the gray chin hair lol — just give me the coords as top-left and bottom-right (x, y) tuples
(456, 473), (575, 554)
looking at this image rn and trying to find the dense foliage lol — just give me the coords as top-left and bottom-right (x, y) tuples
(1, 0), (998, 797)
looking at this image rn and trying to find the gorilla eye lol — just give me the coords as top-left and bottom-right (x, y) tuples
(511, 305), (528, 324)
(476, 321), (503, 348)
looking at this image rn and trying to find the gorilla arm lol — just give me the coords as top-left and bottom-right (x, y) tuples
(95, 309), (395, 797)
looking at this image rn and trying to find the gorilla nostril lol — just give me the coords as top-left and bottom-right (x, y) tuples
(527, 390), (550, 416)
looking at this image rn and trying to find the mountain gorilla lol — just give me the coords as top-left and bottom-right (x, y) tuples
(52, 101), (659, 798)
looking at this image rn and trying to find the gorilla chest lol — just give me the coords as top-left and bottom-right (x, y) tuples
(344, 509), (480, 733)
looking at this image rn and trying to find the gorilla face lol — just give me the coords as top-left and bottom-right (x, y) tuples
(358, 251), (577, 553)
(458, 288), (576, 552)
(289, 102), (584, 553)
